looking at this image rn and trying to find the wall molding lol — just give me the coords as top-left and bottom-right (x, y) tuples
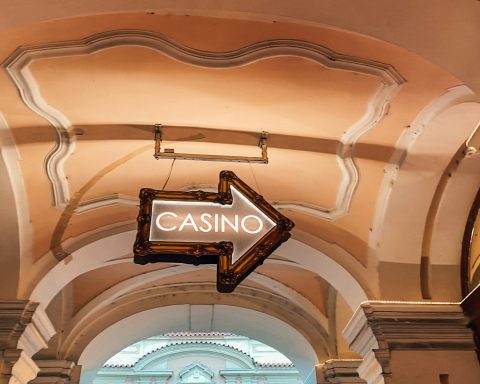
(30, 230), (368, 313)
(128, 342), (257, 370)
(0, 301), (55, 384)
(3, 29), (404, 220)
(319, 359), (365, 383)
(64, 265), (329, 353)
(60, 282), (332, 363)
(17, 305), (56, 357)
(76, 304), (317, 384)
(342, 301), (475, 384)
(30, 360), (79, 384)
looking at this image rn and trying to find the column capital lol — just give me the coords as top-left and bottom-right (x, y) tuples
(0, 350), (38, 384)
(342, 301), (474, 384)
(343, 301), (473, 351)
(0, 301), (56, 384)
(30, 360), (80, 384)
(0, 301), (55, 357)
(319, 359), (365, 383)
(0, 301), (38, 350)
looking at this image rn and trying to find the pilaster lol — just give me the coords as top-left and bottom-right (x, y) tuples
(0, 301), (55, 384)
(342, 301), (475, 384)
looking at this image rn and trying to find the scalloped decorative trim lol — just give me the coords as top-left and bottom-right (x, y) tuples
(4, 30), (405, 219)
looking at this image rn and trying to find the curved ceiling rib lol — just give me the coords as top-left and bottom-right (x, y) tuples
(67, 265), (329, 336)
(30, 230), (368, 312)
(60, 283), (332, 362)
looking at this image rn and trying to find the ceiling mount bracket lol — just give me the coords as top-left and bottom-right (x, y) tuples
(153, 124), (268, 164)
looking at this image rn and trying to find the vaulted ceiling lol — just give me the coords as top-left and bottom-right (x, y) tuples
(1, 2), (480, 383)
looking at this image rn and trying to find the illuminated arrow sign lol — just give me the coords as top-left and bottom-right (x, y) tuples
(134, 170), (294, 292)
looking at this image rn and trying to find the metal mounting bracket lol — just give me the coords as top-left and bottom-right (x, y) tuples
(153, 124), (268, 163)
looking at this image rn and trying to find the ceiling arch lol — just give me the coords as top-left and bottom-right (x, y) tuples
(1, 12), (466, 296)
(29, 230), (368, 311)
(59, 282), (331, 361)
(66, 264), (329, 338)
(0, 7), (479, 384)
(77, 304), (318, 384)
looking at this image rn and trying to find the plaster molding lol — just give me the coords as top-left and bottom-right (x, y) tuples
(66, 264), (329, 340)
(320, 359), (365, 383)
(355, 351), (385, 384)
(94, 367), (172, 381)
(17, 326), (46, 358)
(178, 362), (215, 378)
(132, 343), (256, 371)
(0, 300), (55, 384)
(0, 301), (38, 350)
(2, 58), (74, 208)
(0, 301), (54, 384)
(3, 29), (404, 219)
(50, 217), (375, 306)
(77, 304), (317, 384)
(17, 306), (56, 357)
(34, 360), (76, 378)
(0, 349), (22, 379)
(9, 351), (39, 384)
(28, 360), (81, 384)
(342, 301), (474, 384)
(341, 308), (378, 357)
(31, 230), (367, 316)
(220, 368), (299, 382)
(60, 283), (331, 362)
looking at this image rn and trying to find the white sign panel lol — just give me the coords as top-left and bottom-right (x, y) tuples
(149, 186), (276, 263)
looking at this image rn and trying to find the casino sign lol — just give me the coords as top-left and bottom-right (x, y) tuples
(133, 170), (294, 292)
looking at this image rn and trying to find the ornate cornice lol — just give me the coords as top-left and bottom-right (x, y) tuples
(0, 350), (39, 384)
(0, 302), (55, 384)
(0, 301), (38, 350)
(3, 29), (404, 220)
(345, 302), (473, 351)
(179, 362), (214, 378)
(0, 301), (55, 362)
(342, 301), (475, 384)
(18, 305), (56, 357)
(320, 359), (365, 383)
(29, 360), (78, 384)
(105, 341), (259, 370)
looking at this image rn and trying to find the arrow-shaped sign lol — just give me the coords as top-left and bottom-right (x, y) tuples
(133, 170), (294, 292)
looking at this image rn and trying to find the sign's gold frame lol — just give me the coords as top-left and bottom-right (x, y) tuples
(134, 170), (294, 292)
